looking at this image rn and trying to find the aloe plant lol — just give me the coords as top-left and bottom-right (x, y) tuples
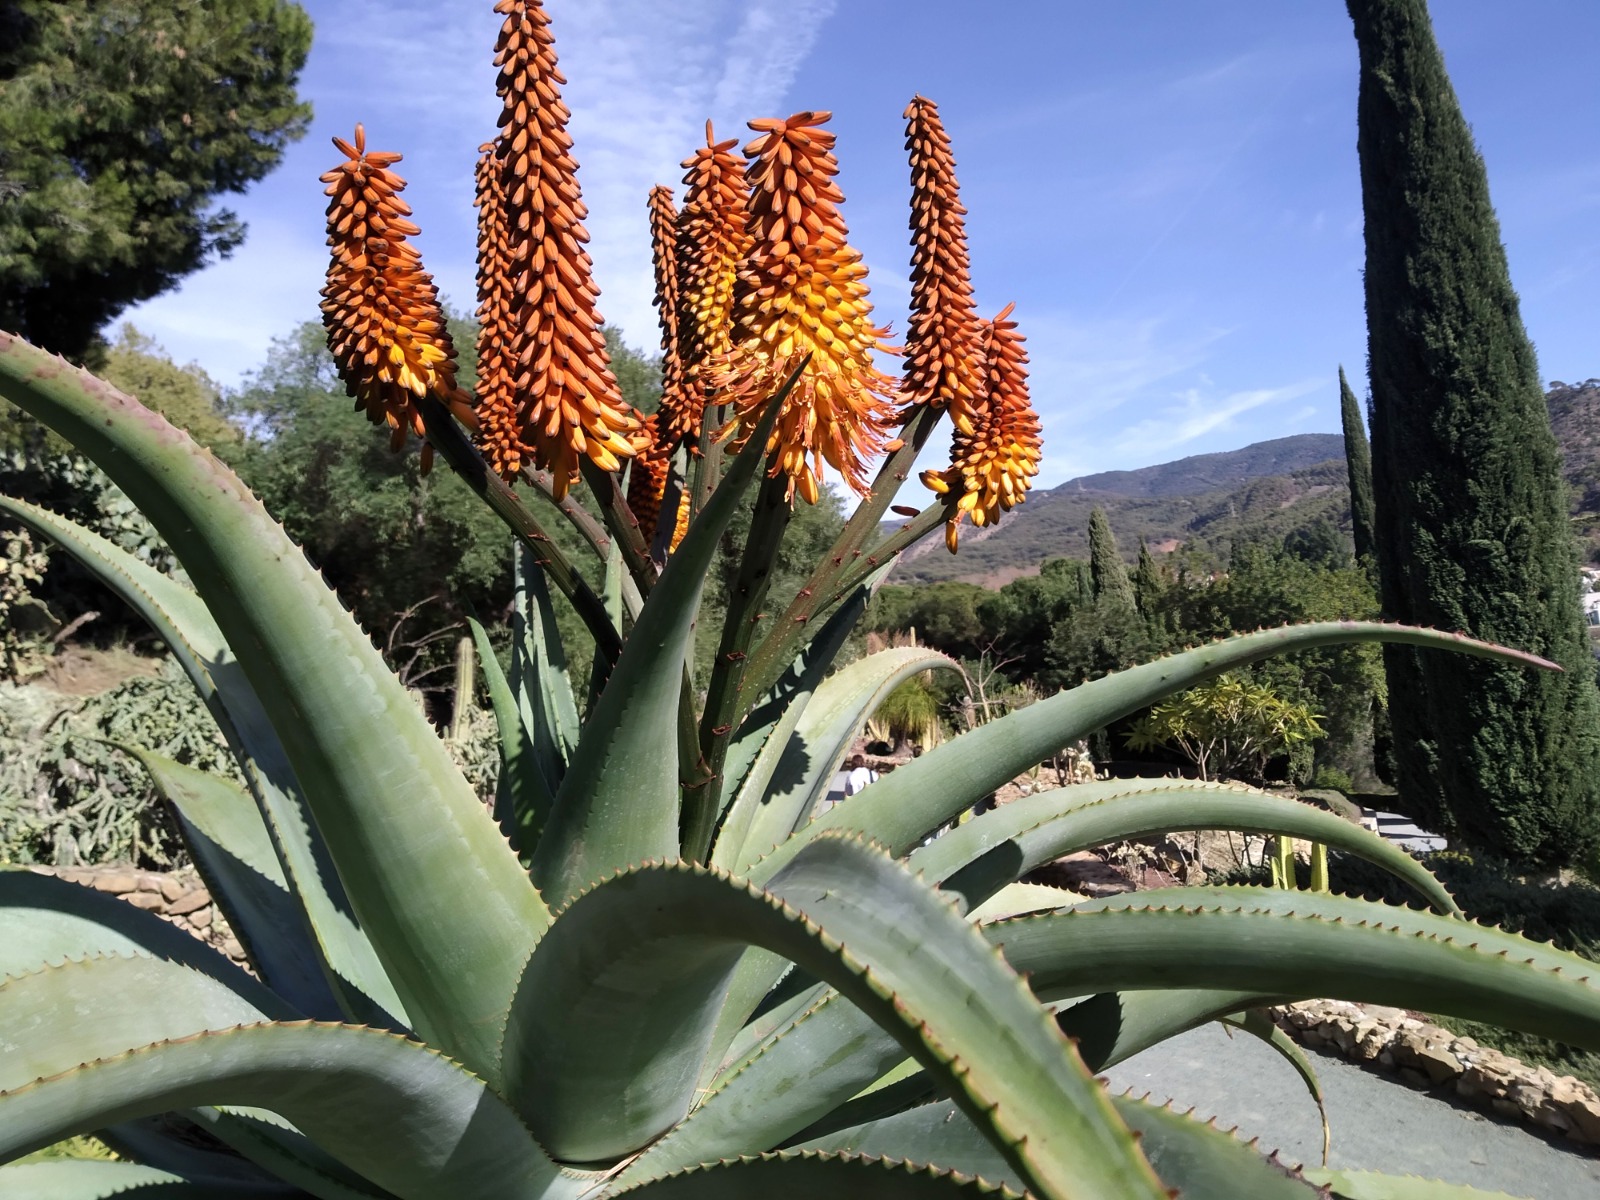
(5, 4), (1599, 1197)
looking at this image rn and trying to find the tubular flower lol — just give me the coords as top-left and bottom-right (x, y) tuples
(922, 304), (1042, 552)
(319, 125), (475, 473)
(717, 112), (900, 504)
(478, 0), (641, 498)
(901, 95), (985, 433)
(670, 122), (752, 449)
(625, 413), (671, 546)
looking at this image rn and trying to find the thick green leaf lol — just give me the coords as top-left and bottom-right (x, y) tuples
(698, 778), (1439, 1136)
(0, 334), (544, 1084)
(749, 623), (1555, 883)
(511, 541), (581, 768)
(792, 1099), (1017, 1188)
(612, 1152), (1021, 1199)
(803, 1094), (1329, 1199)
(696, 568), (895, 1096)
(911, 781), (1458, 917)
(0, 870), (260, 995)
(714, 562), (893, 859)
(0, 956), (294, 1093)
(633, 990), (908, 1184)
(1060, 989), (1286, 1072)
(0, 496), (394, 1023)
(987, 889), (1600, 1045)
(0, 1022), (564, 1200)
(0, 1160), (299, 1198)
(509, 835), (1166, 1199)
(1219, 1010), (1329, 1165)
(532, 376), (791, 906)
(1303, 1171), (1532, 1199)
(715, 646), (958, 874)
(184, 1106), (397, 1200)
(96, 1115), (294, 1189)
(1108, 1093), (1323, 1198)
(121, 747), (347, 1018)
(469, 614), (551, 857)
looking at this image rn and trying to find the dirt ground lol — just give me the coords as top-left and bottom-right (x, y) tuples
(28, 644), (163, 697)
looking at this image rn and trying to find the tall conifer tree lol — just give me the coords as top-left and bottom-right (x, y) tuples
(1339, 366), (1377, 567)
(1349, 0), (1600, 865)
(1088, 506), (1134, 609)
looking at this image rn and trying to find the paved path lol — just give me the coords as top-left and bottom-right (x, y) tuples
(1102, 1023), (1600, 1198)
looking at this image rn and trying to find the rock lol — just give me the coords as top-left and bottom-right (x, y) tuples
(123, 891), (164, 911)
(159, 875), (188, 903)
(186, 906), (213, 930)
(95, 870), (139, 895)
(166, 890), (212, 916)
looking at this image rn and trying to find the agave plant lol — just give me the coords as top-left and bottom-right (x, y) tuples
(6, 5), (1600, 1199)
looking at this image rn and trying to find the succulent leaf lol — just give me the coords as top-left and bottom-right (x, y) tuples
(469, 613), (552, 857)
(0, 871), (260, 994)
(532, 366), (796, 906)
(0, 1159), (301, 1198)
(120, 748), (348, 1018)
(716, 646), (958, 874)
(753, 622), (1556, 882)
(1218, 1009), (1330, 1164)
(990, 889), (1600, 1045)
(1302, 1170), (1531, 1199)
(1061, 989), (1284, 1073)
(612, 1150), (1022, 1199)
(910, 780), (1457, 916)
(0, 334), (546, 1085)
(1107, 1092), (1325, 1197)
(0, 495), (398, 1024)
(504, 833), (1167, 1198)
(184, 1105), (400, 1200)
(0, 1022), (563, 1200)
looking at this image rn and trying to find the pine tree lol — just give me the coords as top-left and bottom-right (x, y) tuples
(1338, 366), (1377, 567)
(1087, 507), (1135, 609)
(0, 1), (313, 359)
(1349, 0), (1600, 866)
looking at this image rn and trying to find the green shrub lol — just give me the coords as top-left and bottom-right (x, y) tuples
(0, 660), (237, 866)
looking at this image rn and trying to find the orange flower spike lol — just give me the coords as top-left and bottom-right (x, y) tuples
(925, 304), (1042, 552)
(474, 138), (524, 480)
(648, 185), (693, 446)
(720, 111), (900, 502)
(319, 124), (475, 473)
(625, 412), (672, 546)
(485, 0), (640, 497)
(902, 96), (985, 434)
(673, 122), (752, 447)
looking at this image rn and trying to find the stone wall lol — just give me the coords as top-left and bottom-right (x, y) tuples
(28, 864), (248, 968)
(1274, 998), (1600, 1147)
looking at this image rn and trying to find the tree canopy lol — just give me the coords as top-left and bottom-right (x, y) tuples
(0, 0), (313, 359)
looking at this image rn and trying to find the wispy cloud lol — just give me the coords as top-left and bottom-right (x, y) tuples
(124, 1), (839, 381)
(1106, 376), (1324, 460)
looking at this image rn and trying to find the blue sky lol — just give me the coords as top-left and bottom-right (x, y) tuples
(123, 1), (1600, 489)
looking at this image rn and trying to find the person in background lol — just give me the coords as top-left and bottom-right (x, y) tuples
(844, 754), (878, 796)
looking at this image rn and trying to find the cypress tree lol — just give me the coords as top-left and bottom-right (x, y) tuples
(1087, 506), (1134, 609)
(1134, 538), (1161, 614)
(1338, 365), (1377, 566)
(1349, 0), (1600, 866)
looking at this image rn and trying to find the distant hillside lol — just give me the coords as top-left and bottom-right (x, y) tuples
(890, 385), (1600, 585)
(1057, 434), (1345, 499)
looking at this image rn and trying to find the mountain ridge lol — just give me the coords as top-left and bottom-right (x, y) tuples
(889, 385), (1600, 586)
